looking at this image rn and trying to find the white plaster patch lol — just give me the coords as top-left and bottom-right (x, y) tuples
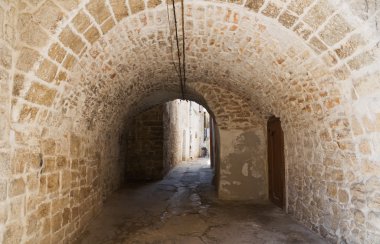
(242, 163), (249, 176)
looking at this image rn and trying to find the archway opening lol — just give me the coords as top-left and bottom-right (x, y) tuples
(121, 99), (215, 182)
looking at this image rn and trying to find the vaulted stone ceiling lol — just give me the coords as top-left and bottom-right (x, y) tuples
(0, 0), (379, 243)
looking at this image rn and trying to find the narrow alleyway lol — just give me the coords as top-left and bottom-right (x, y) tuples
(75, 159), (325, 244)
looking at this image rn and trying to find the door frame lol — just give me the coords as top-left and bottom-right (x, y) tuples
(267, 116), (286, 209)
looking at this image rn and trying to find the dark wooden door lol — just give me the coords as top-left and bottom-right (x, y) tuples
(267, 117), (285, 208)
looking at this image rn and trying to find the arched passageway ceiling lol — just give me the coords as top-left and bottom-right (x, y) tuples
(9, 0), (380, 134)
(121, 82), (264, 131)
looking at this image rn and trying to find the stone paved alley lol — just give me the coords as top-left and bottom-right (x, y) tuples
(75, 159), (326, 244)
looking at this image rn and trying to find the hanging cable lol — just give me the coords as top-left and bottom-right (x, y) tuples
(181, 0), (187, 92)
(171, 0), (185, 99)
(166, 1), (181, 81)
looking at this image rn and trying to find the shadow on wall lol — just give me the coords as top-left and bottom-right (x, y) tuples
(121, 99), (213, 182)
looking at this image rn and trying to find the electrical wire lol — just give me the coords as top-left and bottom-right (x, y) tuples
(181, 0), (187, 91)
(171, 0), (185, 99)
(166, 1), (181, 80)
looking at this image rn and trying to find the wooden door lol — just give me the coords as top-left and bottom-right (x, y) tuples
(267, 117), (285, 208)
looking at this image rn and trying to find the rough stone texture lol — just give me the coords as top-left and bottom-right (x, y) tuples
(0, 0), (380, 243)
(124, 105), (165, 181)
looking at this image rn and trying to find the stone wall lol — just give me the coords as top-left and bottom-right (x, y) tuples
(125, 105), (165, 181)
(0, 0), (380, 243)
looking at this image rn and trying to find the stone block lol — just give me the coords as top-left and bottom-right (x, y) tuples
(9, 197), (24, 221)
(9, 177), (25, 197)
(84, 26), (101, 44)
(86, 0), (111, 25)
(72, 10), (92, 33)
(338, 189), (349, 204)
(56, 156), (68, 169)
(101, 18), (115, 34)
(37, 59), (58, 83)
(25, 82), (57, 107)
(48, 43), (66, 63)
(51, 212), (63, 232)
(37, 202), (51, 219)
(0, 202), (7, 224)
(0, 45), (12, 69)
(110, 0), (129, 21)
(293, 22), (312, 40)
(337, 34), (364, 61)
(348, 51), (375, 70)
(319, 14), (353, 46)
(245, 0), (264, 12)
(16, 47), (41, 72)
(129, 0), (145, 14)
(59, 26), (85, 54)
(70, 134), (81, 158)
(34, 0), (64, 33)
(42, 139), (56, 156)
(12, 73), (24, 97)
(27, 174), (39, 192)
(18, 104), (39, 123)
(62, 54), (77, 70)
(47, 173), (60, 193)
(20, 21), (49, 47)
(288, 0), (313, 15)
(262, 3), (281, 19)
(55, 0), (80, 11)
(0, 179), (7, 201)
(308, 36), (327, 53)
(303, 0), (334, 30)
(368, 194), (380, 212)
(147, 0), (161, 8)
(3, 223), (23, 244)
(278, 11), (298, 28)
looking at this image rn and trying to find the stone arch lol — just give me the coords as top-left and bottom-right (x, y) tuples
(0, 0), (380, 243)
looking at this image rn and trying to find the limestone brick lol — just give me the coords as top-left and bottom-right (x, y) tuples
(303, 0), (334, 30)
(48, 43), (66, 63)
(245, 0), (264, 12)
(147, 0), (162, 9)
(59, 26), (86, 55)
(288, 0), (313, 15)
(261, 3), (281, 19)
(1, 0), (380, 243)
(86, 0), (112, 25)
(3, 222), (23, 244)
(278, 11), (298, 28)
(319, 14), (353, 46)
(9, 178), (25, 197)
(84, 26), (101, 44)
(16, 47), (41, 72)
(0, 45), (12, 69)
(47, 173), (60, 193)
(36, 59), (58, 83)
(129, 0), (145, 14)
(55, 0), (81, 11)
(72, 10), (92, 33)
(101, 18), (115, 34)
(34, 0), (64, 33)
(110, 0), (129, 21)
(25, 82), (57, 107)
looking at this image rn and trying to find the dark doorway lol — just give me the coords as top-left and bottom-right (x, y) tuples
(267, 116), (285, 209)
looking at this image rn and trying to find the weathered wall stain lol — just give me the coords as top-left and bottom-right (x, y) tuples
(219, 128), (267, 201)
